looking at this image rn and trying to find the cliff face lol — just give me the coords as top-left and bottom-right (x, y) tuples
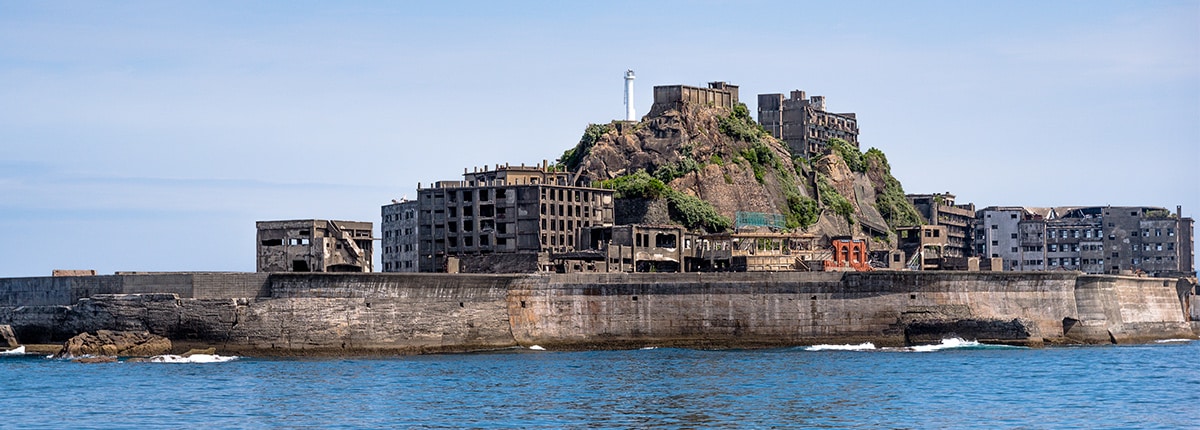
(560, 102), (918, 243)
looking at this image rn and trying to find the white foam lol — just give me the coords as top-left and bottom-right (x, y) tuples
(804, 342), (876, 351)
(640, 346), (658, 350)
(0, 346), (26, 355)
(909, 338), (980, 352)
(1154, 338), (1195, 344)
(145, 354), (238, 363)
(527, 345), (545, 351)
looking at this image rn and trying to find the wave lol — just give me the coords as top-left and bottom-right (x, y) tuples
(804, 342), (877, 351)
(908, 338), (981, 352)
(902, 338), (1027, 352)
(527, 345), (546, 351)
(1154, 339), (1195, 344)
(145, 354), (238, 363)
(1, 346), (26, 355)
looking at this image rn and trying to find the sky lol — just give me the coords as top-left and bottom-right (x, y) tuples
(1, 1), (1197, 276)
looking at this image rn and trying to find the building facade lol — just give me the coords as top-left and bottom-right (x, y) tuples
(256, 219), (374, 272)
(907, 193), (976, 259)
(757, 90), (859, 159)
(381, 200), (419, 272)
(648, 81), (739, 117)
(416, 163), (615, 273)
(975, 205), (1194, 277)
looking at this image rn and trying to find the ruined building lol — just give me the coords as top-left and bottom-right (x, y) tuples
(907, 193), (976, 259)
(974, 205), (1195, 277)
(415, 162), (615, 273)
(757, 90), (859, 158)
(381, 200), (419, 272)
(256, 220), (374, 272)
(554, 224), (694, 273)
(648, 81), (739, 117)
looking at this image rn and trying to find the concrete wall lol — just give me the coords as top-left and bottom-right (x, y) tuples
(0, 271), (1193, 354)
(507, 271), (1083, 349)
(0, 273), (269, 306)
(1068, 275), (1193, 343)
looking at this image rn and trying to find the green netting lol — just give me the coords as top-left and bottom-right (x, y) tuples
(736, 212), (785, 229)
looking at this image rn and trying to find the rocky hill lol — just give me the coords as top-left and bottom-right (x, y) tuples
(558, 101), (921, 246)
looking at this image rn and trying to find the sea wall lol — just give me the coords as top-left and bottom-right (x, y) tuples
(0, 272), (269, 306)
(0, 271), (1194, 354)
(1066, 275), (1194, 343)
(507, 271), (1083, 348)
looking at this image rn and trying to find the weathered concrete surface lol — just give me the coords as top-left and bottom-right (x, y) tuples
(1066, 275), (1195, 343)
(0, 271), (1194, 355)
(507, 271), (1083, 349)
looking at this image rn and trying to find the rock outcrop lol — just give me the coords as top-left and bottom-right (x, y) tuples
(55, 330), (172, 358)
(0, 324), (17, 348)
(560, 101), (919, 244)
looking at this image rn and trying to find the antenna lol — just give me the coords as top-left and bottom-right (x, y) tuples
(624, 70), (636, 121)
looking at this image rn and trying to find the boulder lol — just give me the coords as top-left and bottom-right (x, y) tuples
(56, 330), (172, 358)
(0, 324), (18, 348)
(73, 356), (118, 364)
(181, 348), (216, 357)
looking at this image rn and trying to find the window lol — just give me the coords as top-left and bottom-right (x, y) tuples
(1050, 244), (1058, 252)
(1011, 247), (1018, 253)
(991, 225), (998, 230)
(1011, 233), (1017, 239)
(1155, 228), (1162, 236)
(1168, 229), (1175, 236)
(1010, 214), (1017, 219)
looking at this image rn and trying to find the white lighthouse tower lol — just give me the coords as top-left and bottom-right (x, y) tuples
(623, 70), (636, 121)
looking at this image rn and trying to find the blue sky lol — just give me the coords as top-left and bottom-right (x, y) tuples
(1, 1), (1196, 276)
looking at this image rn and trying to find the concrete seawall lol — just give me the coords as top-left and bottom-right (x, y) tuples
(0, 271), (1194, 355)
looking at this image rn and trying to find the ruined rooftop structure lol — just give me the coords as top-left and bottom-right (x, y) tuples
(648, 81), (739, 117)
(256, 219), (374, 272)
(757, 90), (859, 159)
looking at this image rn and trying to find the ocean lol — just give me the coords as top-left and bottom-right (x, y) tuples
(2, 339), (1198, 429)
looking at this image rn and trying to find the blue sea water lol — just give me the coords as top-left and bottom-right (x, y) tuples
(2, 340), (1198, 429)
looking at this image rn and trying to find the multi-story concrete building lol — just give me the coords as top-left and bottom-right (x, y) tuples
(416, 162), (615, 273)
(974, 207), (1049, 272)
(975, 205), (1194, 277)
(757, 90), (859, 158)
(380, 200), (419, 272)
(256, 219), (374, 272)
(648, 81), (739, 117)
(907, 193), (976, 259)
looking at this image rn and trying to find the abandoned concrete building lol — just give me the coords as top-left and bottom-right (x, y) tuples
(553, 224), (693, 273)
(757, 90), (859, 159)
(895, 225), (950, 270)
(648, 81), (739, 117)
(693, 230), (832, 272)
(974, 205), (1195, 277)
(415, 162), (615, 273)
(380, 199), (419, 272)
(906, 193), (976, 260)
(256, 220), (374, 272)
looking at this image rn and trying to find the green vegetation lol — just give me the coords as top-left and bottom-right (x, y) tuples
(559, 123), (612, 172)
(829, 138), (865, 173)
(666, 190), (732, 233)
(597, 170), (668, 199)
(599, 170), (732, 233)
(817, 174), (855, 225)
(862, 147), (923, 230)
(785, 195), (820, 229)
(653, 157), (700, 183)
(739, 142), (782, 184)
(709, 154), (724, 166)
(718, 103), (768, 144)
